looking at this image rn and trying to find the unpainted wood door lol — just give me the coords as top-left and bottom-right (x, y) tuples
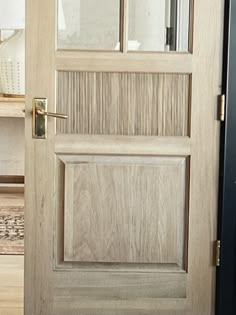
(25, 0), (223, 314)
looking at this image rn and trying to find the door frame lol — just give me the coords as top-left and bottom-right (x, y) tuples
(216, 0), (236, 314)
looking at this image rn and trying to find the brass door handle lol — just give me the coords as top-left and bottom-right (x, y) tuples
(33, 97), (68, 139)
(36, 108), (68, 119)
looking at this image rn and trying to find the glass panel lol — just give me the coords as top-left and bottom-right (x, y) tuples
(128, 0), (190, 52)
(58, 0), (120, 50)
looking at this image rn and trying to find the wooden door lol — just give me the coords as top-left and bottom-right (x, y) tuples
(25, 1), (224, 314)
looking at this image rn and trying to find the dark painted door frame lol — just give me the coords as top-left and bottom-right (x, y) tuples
(216, 1), (236, 314)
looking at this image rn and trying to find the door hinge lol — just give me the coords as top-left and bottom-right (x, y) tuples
(218, 94), (225, 122)
(215, 240), (221, 267)
(166, 27), (172, 46)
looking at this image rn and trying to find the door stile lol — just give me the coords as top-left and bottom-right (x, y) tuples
(25, 0), (57, 314)
(186, 0), (224, 313)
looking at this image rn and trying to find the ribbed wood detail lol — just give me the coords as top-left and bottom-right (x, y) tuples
(57, 72), (190, 136)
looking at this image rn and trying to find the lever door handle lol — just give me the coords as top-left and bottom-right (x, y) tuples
(36, 108), (68, 119)
(32, 98), (68, 139)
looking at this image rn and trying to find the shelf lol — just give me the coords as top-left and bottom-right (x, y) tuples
(0, 191), (24, 208)
(0, 175), (24, 184)
(0, 96), (25, 118)
(0, 176), (24, 190)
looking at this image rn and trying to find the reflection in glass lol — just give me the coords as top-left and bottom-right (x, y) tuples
(58, 0), (120, 50)
(128, 0), (190, 52)
(58, 0), (190, 52)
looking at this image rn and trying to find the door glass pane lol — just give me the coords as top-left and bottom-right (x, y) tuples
(128, 0), (190, 52)
(57, 0), (120, 50)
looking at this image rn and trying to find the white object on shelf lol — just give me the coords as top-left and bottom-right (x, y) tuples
(0, 30), (25, 95)
(0, 0), (25, 96)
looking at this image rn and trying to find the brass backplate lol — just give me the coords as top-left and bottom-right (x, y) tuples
(32, 98), (48, 139)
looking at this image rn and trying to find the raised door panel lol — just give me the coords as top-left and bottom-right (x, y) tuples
(59, 155), (189, 268)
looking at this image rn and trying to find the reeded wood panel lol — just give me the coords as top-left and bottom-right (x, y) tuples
(57, 72), (190, 136)
(59, 155), (189, 267)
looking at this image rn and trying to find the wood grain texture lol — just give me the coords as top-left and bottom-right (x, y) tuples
(56, 51), (193, 73)
(53, 271), (186, 304)
(57, 72), (190, 136)
(0, 308), (23, 315)
(61, 155), (188, 266)
(25, 0), (56, 314)
(55, 135), (191, 156)
(25, 0), (224, 314)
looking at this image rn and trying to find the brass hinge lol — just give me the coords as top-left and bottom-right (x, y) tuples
(215, 240), (221, 267)
(218, 94), (225, 122)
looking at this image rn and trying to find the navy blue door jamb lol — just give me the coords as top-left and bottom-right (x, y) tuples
(216, 1), (236, 314)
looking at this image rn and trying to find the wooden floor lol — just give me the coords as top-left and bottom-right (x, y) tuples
(0, 255), (24, 315)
